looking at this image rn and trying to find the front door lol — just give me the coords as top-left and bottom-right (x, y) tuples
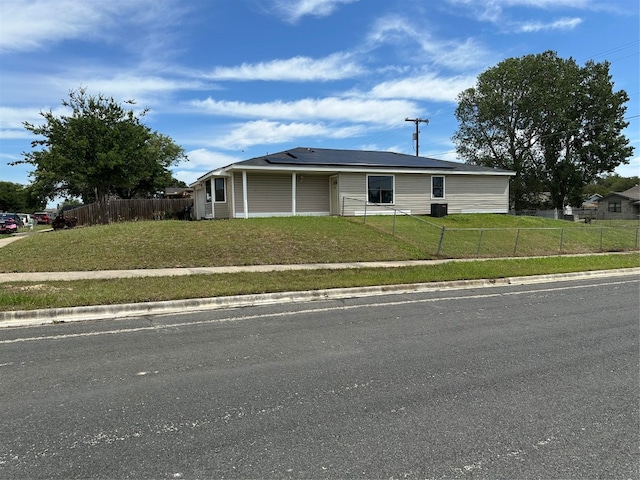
(330, 175), (339, 215)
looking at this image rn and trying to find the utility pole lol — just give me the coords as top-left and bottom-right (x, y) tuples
(405, 117), (429, 156)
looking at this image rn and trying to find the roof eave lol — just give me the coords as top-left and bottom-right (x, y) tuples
(223, 164), (515, 176)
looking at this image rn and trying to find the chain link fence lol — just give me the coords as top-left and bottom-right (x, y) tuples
(341, 197), (640, 258)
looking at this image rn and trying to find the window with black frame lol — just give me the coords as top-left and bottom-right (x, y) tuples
(368, 175), (394, 204)
(607, 201), (621, 212)
(432, 176), (444, 199)
(214, 178), (226, 202)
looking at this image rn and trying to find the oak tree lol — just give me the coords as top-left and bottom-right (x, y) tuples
(15, 88), (187, 213)
(453, 51), (633, 210)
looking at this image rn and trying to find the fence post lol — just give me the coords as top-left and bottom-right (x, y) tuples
(559, 228), (564, 254)
(513, 228), (520, 256)
(363, 202), (367, 224)
(636, 227), (639, 250)
(436, 226), (445, 255)
(341, 196), (345, 216)
(600, 228), (604, 251)
(477, 229), (484, 257)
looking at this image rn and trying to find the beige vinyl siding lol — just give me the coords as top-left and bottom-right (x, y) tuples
(338, 173), (429, 215)
(233, 172), (243, 217)
(194, 184), (206, 219)
(336, 172), (509, 215)
(233, 172), (293, 217)
(214, 193), (230, 219)
(395, 175), (431, 214)
(296, 174), (330, 213)
(336, 173), (366, 215)
(445, 175), (509, 213)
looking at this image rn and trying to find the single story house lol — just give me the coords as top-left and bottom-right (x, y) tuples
(581, 193), (602, 209)
(189, 147), (515, 220)
(596, 185), (640, 219)
(162, 187), (193, 199)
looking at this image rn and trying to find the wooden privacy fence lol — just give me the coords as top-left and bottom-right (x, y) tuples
(62, 198), (194, 225)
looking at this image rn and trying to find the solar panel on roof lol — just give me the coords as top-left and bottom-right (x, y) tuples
(264, 148), (455, 169)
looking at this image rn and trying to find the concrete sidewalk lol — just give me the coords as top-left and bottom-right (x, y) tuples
(0, 258), (480, 283)
(2, 231), (638, 328)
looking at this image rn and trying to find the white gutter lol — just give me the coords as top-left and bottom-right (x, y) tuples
(224, 164), (515, 176)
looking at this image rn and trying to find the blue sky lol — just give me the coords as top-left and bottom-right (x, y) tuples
(1, 0), (638, 197)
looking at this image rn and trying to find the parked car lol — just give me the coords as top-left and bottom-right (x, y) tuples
(17, 213), (32, 228)
(33, 212), (53, 224)
(0, 213), (22, 234)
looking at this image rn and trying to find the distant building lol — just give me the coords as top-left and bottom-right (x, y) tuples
(581, 193), (602, 209)
(162, 187), (193, 199)
(596, 185), (640, 219)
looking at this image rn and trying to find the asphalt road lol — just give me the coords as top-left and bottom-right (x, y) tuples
(1, 273), (638, 479)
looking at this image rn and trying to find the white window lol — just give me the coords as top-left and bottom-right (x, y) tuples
(431, 176), (445, 199)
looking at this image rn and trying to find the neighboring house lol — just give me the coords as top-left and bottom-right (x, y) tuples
(596, 185), (640, 219)
(581, 193), (602, 209)
(162, 187), (193, 199)
(190, 147), (515, 220)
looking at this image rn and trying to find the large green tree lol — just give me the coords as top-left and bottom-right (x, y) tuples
(452, 51), (634, 210)
(583, 174), (639, 197)
(0, 181), (46, 212)
(14, 88), (187, 208)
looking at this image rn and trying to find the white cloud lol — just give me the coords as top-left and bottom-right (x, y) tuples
(444, 0), (593, 29)
(202, 53), (365, 82)
(182, 148), (239, 171)
(0, 107), (45, 131)
(272, 0), (359, 23)
(189, 96), (418, 125)
(366, 15), (492, 71)
(0, 0), (179, 53)
(367, 74), (477, 103)
(198, 120), (371, 150)
(1, 71), (213, 117)
(171, 149), (248, 185)
(518, 17), (583, 32)
(52, 75), (210, 109)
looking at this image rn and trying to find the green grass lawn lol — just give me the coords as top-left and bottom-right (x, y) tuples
(0, 215), (638, 311)
(355, 214), (640, 257)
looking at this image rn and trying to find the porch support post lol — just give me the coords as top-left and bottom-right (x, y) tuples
(231, 173), (236, 218)
(242, 171), (248, 219)
(292, 173), (297, 216)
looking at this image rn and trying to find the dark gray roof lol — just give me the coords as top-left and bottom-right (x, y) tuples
(233, 147), (512, 173)
(598, 185), (640, 202)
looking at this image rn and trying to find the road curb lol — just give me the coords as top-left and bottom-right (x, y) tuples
(2, 268), (638, 328)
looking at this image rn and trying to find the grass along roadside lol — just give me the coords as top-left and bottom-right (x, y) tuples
(0, 215), (638, 273)
(1, 254), (638, 311)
